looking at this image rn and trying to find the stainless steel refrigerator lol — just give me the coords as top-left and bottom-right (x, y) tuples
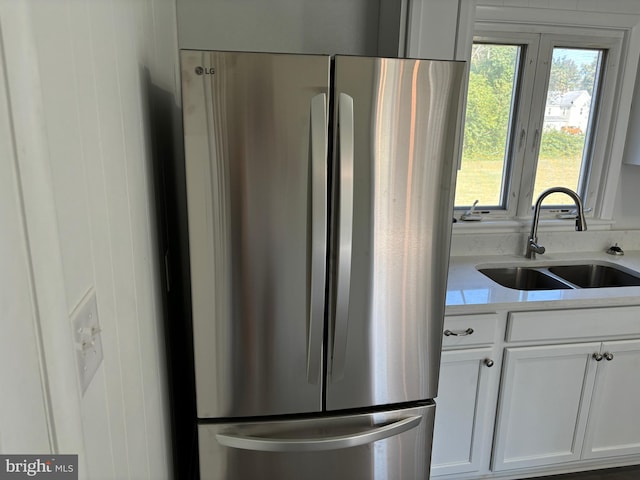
(180, 50), (465, 480)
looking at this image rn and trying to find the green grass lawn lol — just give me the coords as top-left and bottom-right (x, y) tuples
(454, 156), (582, 208)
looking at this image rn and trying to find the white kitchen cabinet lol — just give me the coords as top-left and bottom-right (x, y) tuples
(436, 304), (640, 479)
(431, 347), (498, 477)
(492, 342), (600, 472)
(582, 339), (640, 459)
(493, 337), (640, 473)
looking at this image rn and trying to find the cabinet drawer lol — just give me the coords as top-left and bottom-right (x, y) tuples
(442, 313), (498, 348)
(507, 306), (640, 342)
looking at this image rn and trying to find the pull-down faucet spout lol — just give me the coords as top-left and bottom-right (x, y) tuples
(526, 187), (587, 259)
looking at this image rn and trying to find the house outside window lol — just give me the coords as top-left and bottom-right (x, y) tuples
(545, 90), (592, 133)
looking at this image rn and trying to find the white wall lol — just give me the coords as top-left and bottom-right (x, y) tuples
(0, 24), (51, 454)
(619, 40), (640, 229)
(614, 165), (640, 229)
(177, 0), (380, 54)
(0, 0), (179, 478)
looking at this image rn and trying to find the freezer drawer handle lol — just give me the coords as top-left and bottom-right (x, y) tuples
(444, 328), (474, 337)
(215, 415), (422, 453)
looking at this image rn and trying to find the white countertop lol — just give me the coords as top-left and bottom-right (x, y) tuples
(445, 250), (640, 314)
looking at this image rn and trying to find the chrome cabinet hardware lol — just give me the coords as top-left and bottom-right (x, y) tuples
(484, 358), (495, 367)
(444, 328), (474, 337)
(593, 352), (614, 362)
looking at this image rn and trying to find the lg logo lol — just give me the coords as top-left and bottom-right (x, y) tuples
(195, 66), (215, 75)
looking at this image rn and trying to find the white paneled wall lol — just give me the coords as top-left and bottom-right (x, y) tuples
(0, 0), (178, 478)
(0, 31), (51, 454)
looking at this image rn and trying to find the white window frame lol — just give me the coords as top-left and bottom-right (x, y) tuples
(460, 31), (539, 218)
(460, 25), (622, 221)
(531, 31), (621, 223)
(454, 6), (640, 231)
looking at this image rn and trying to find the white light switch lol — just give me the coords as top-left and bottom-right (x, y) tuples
(72, 290), (103, 394)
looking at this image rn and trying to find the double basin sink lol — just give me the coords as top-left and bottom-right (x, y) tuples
(478, 262), (640, 291)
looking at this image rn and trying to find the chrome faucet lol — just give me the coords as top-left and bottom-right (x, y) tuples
(526, 187), (587, 259)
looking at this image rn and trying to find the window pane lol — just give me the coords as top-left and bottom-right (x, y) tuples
(533, 47), (603, 206)
(455, 43), (521, 208)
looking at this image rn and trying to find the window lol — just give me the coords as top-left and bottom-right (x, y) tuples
(454, 27), (623, 220)
(533, 47), (602, 205)
(455, 42), (521, 208)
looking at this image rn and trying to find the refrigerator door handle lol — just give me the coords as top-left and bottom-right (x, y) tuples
(215, 415), (422, 452)
(307, 93), (328, 385)
(332, 93), (354, 381)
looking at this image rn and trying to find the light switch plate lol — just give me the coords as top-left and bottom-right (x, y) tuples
(72, 290), (103, 394)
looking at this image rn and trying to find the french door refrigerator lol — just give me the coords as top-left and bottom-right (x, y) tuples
(180, 50), (465, 480)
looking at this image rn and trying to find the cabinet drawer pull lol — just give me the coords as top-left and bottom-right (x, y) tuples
(484, 358), (494, 367)
(593, 353), (603, 361)
(444, 328), (474, 337)
(604, 352), (614, 361)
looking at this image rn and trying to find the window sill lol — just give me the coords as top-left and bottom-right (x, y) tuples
(452, 217), (615, 235)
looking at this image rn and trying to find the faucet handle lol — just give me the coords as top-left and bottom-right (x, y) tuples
(529, 239), (546, 255)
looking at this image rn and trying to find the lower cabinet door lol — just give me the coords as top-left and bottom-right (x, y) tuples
(582, 339), (640, 459)
(492, 343), (600, 471)
(431, 348), (497, 477)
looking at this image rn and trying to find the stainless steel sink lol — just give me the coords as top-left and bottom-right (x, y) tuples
(548, 264), (640, 288)
(478, 267), (573, 291)
(478, 262), (640, 291)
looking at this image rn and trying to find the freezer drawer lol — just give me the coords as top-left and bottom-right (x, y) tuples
(198, 403), (434, 480)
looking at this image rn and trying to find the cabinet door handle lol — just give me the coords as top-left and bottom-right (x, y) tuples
(593, 352), (603, 361)
(484, 358), (494, 367)
(603, 352), (614, 361)
(444, 328), (474, 337)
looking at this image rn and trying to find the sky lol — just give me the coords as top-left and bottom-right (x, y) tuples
(555, 47), (600, 67)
